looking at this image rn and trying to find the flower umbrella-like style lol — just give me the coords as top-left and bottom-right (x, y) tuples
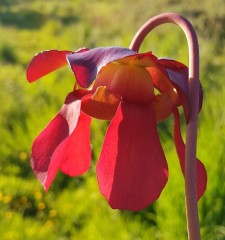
(26, 46), (207, 211)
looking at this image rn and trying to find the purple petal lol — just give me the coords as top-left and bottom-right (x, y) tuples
(67, 47), (136, 88)
(159, 59), (189, 98)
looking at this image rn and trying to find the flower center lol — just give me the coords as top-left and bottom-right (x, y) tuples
(94, 62), (155, 103)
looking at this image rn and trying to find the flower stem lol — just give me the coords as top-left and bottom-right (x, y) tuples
(129, 13), (201, 240)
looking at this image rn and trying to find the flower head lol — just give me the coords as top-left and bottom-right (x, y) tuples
(27, 46), (206, 211)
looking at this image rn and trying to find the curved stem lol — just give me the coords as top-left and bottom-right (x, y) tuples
(130, 13), (200, 240)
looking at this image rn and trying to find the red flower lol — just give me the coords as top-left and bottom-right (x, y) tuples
(27, 47), (207, 211)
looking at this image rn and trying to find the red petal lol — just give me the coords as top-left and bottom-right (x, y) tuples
(67, 47), (135, 88)
(97, 102), (168, 211)
(31, 92), (82, 188)
(27, 50), (72, 82)
(173, 109), (207, 199)
(45, 112), (91, 191)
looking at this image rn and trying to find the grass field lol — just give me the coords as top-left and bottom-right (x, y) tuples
(0, 0), (225, 239)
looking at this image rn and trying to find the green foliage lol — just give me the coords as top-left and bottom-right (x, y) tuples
(0, 0), (225, 239)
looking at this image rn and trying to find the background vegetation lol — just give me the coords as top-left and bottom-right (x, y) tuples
(0, 0), (224, 239)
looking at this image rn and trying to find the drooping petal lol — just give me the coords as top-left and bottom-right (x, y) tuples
(173, 108), (207, 200)
(159, 59), (203, 119)
(81, 86), (121, 120)
(159, 59), (189, 97)
(27, 50), (72, 82)
(67, 47), (136, 88)
(31, 92), (83, 188)
(44, 112), (91, 191)
(97, 102), (168, 211)
(158, 59), (189, 118)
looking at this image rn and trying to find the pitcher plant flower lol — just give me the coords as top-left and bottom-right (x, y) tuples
(27, 45), (207, 211)
(26, 12), (208, 240)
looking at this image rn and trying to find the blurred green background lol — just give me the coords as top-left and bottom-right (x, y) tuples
(0, 0), (224, 239)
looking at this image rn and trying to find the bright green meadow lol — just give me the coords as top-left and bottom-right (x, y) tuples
(0, 0), (225, 239)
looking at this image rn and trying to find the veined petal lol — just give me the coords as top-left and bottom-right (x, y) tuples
(31, 92), (83, 188)
(173, 108), (207, 200)
(44, 112), (91, 191)
(27, 50), (72, 82)
(97, 102), (168, 211)
(67, 47), (135, 88)
(81, 86), (121, 120)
